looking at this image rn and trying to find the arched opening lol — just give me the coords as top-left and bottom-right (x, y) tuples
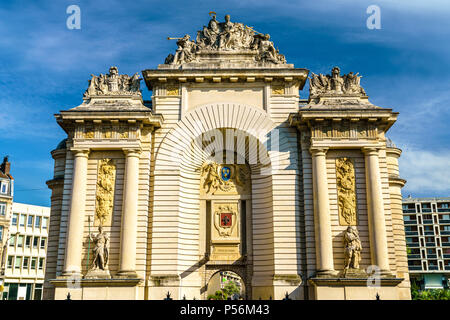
(206, 270), (246, 300)
(150, 103), (280, 300)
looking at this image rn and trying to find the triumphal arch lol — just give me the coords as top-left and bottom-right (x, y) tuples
(44, 14), (411, 300)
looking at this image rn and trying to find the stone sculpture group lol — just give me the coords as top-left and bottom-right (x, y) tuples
(165, 13), (286, 65)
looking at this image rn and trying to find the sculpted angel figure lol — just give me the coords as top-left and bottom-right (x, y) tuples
(344, 72), (366, 95)
(218, 14), (236, 49)
(130, 72), (141, 92)
(90, 226), (109, 270)
(172, 34), (196, 64)
(198, 13), (220, 49)
(255, 34), (285, 64)
(85, 74), (98, 96)
(343, 226), (362, 273)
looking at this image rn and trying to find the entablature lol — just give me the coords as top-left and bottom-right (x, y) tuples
(142, 68), (309, 91)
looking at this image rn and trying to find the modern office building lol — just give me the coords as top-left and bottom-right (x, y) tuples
(403, 196), (450, 289)
(1, 202), (50, 300)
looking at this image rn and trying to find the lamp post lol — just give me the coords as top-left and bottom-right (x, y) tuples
(0, 231), (20, 290)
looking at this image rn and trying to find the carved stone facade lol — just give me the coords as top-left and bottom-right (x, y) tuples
(309, 67), (366, 97)
(95, 159), (116, 226)
(44, 15), (410, 300)
(336, 158), (357, 226)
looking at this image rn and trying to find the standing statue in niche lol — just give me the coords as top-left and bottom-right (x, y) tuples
(343, 226), (362, 276)
(90, 226), (109, 271)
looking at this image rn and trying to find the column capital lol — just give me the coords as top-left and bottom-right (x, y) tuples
(123, 148), (142, 157)
(310, 147), (329, 156)
(362, 147), (380, 156)
(70, 148), (90, 158)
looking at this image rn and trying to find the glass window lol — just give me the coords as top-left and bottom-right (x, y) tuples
(7, 256), (13, 268)
(17, 235), (24, 247)
(33, 237), (38, 248)
(35, 216), (41, 228)
(0, 226), (3, 241)
(15, 257), (22, 269)
(19, 214), (26, 227)
(25, 236), (31, 247)
(0, 202), (6, 215)
(42, 217), (48, 229)
(23, 257), (29, 268)
(27, 215), (33, 227)
(40, 238), (46, 249)
(0, 181), (8, 194)
(34, 284), (43, 300)
(31, 257), (37, 269)
(12, 213), (18, 226)
(38, 258), (44, 270)
(9, 235), (16, 247)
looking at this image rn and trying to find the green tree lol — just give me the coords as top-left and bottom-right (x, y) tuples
(222, 281), (241, 298)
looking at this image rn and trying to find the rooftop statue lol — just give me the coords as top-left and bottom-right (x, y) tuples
(309, 67), (367, 97)
(164, 13), (286, 65)
(83, 66), (142, 98)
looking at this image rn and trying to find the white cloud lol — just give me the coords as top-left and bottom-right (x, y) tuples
(399, 147), (450, 195)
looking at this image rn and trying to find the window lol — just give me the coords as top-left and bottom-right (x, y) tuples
(40, 238), (46, 249)
(33, 237), (38, 248)
(15, 257), (22, 269)
(34, 284), (43, 300)
(0, 226), (3, 241)
(12, 213), (18, 226)
(17, 235), (24, 248)
(35, 216), (41, 228)
(0, 202), (6, 215)
(27, 215), (33, 227)
(19, 214), (26, 227)
(9, 235), (16, 247)
(30, 257), (37, 270)
(25, 236), (31, 248)
(42, 217), (48, 229)
(23, 257), (29, 268)
(38, 258), (44, 270)
(0, 181), (8, 194)
(7, 256), (13, 268)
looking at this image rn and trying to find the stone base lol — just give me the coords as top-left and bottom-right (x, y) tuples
(84, 269), (111, 279)
(339, 268), (368, 278)
(115, 270), (139, 279)
(308, 277), (405, 300)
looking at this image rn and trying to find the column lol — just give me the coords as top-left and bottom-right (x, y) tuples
(117, 149), (141, 278)
(63, 149), (89, 277)
(363, 147), (391, 274)
(310, 147), (335, 275)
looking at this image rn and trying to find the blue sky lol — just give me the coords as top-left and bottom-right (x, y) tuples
(0, 0), (449, 206)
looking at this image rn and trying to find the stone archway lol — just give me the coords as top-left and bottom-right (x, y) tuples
(205, 268), (248, 300)
(149, 103), (282, 299)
